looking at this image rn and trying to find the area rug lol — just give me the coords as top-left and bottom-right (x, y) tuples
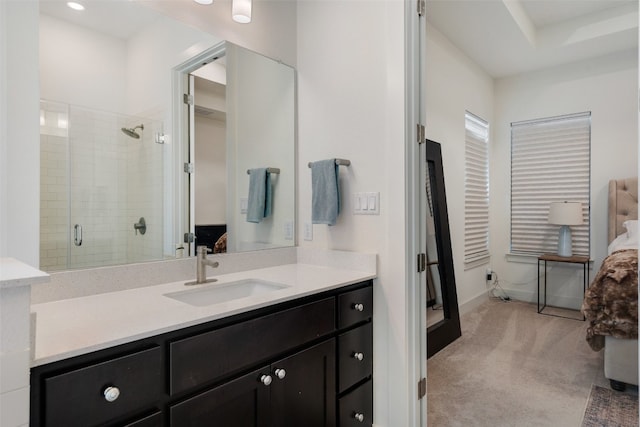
(582, 385), (639, 427)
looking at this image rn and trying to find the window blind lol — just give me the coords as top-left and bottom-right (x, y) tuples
(510, 112), (591, 256)
(465, 112), (490, 265)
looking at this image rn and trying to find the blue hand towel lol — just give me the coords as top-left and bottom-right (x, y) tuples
(246, 168), (272, 223)
(311, 159), (340, 226)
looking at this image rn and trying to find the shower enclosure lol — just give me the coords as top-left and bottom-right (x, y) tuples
(40, 100), (164, 271)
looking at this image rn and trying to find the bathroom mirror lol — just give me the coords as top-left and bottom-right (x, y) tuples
(38, 1), (296, 272)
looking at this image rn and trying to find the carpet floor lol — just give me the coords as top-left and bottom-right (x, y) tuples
(427, 299), (638, 427)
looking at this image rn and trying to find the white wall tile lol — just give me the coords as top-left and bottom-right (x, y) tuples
(0, 386), (29, 427)
(0, 350), (29, 393)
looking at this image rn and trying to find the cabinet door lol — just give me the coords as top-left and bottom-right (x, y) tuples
(338, 323), (373, 393)
(169, 366), (271, 427)
(270, 340), (336, 427)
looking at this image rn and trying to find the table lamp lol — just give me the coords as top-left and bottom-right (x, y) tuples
(548, 201), (583, 257)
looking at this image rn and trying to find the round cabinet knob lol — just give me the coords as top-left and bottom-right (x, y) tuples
(354, 412), (365, 422)
(260, 374), (273, 386)
(353, 352), (364, 361)
(274, 368), (287, 380)
(103, 386), (120, 402)
(353, 303), (364, 312)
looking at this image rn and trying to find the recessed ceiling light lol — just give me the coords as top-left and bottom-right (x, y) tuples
(194, 0), (213, 4)
(66, 2), (85, 11)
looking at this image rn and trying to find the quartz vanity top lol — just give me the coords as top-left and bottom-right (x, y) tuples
(0, 257), (49, 288)
(31, 262), (375, 366)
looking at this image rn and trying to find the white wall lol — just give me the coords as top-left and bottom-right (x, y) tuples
(1, 1), (40, 268)
(425, 24), (495, 307)
(297, 1), (408, 425)
(39, 14), (126, 112)
(194, 115), (227, 225)
(492, 49), (638, 307)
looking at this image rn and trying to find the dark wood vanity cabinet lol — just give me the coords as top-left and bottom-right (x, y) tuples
(30, 280), (373, 427)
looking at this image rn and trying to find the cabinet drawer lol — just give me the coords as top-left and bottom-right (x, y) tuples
(338, 286), (372, 329)
(170, 297), (335, 394)
(338, 322), (372, 393)
(338, 379), (372, 427)
(43, 346), (163, 427)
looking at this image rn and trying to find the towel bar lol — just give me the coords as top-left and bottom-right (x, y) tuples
(246, 167), (280, 175)
(307, 158), (351, 168)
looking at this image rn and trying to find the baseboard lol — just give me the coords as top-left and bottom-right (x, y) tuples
(502, 288), (584, 311)
(459, 291), (488, 316)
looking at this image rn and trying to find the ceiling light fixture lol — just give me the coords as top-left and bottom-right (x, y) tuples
(232, 0), (252, 23)
(66, 2), (85, 11)
(194, 0), (214, 4)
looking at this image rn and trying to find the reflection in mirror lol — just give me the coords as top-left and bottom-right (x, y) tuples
(425, 166), (443, 327)
(187, 42), (296, 255)
(426, 139), (461, 358)
(38, 2), (296, 272)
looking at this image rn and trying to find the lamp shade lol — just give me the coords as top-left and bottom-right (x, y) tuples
(548, 201), (583, 226)
(232, 0), (252, 23)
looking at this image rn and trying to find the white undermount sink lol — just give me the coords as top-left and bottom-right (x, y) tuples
(164, 279), (290, 307)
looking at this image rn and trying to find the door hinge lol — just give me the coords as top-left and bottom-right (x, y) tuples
(418, 377), (426, 399)
(417, 253), (426, 273)
(184, 232), (195, 243)
(184, 162), (194, 174)
(417, 0), (426, 17)
(183, 93), (194, 105)
(417, 124), (425, 144)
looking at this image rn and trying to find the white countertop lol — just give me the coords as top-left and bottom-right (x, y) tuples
(0, 257), (49, 288)
(31, 262), (375, 366)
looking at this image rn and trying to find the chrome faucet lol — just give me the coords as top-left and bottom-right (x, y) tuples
(185, 245), (219, 286)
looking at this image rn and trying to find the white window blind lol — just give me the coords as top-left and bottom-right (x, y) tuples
(465, 112), (490, 265)
(511, 112), (591, 256)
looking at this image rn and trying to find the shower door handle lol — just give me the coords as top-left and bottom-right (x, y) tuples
(74, 224), (82, 246)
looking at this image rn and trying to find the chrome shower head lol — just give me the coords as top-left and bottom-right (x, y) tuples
(121, 124), (144, 139)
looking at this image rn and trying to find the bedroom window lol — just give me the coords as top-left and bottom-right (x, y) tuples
(464, 111), (490, 267)
(510, 112), (591, 256)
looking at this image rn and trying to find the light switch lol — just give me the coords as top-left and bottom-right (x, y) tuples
(304, 222), (313, 241)
(240, 198), (248, 214)
(353, 192), (380, 215)
(368, 194), (376, 210)
(284, 221), (294, 240)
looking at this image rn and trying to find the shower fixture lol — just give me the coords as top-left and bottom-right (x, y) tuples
(121, 124), (144, 139)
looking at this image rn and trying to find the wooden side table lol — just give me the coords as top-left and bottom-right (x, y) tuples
(537, 253), (591, 320)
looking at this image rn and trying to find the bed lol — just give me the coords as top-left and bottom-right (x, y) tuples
(581, 177), (638, 391)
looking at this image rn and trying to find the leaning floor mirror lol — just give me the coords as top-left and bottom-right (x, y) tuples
(426, 139), (461, 358)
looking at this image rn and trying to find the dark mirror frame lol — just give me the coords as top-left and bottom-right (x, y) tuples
(426, 139), (461, 358)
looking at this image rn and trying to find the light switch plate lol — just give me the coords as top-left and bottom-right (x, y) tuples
(303, 222), (313, 241)
(284, 220), (294, 240)
(240, 198), (248, 214)
(353, 192), (380, 215)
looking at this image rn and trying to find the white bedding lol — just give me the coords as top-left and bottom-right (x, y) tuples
(607, 220), (638, 254)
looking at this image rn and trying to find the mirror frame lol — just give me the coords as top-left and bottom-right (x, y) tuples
(426, 139), (461, 358)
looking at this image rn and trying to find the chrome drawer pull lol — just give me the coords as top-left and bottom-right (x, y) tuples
(353, 352), (364, 361)
(274, 368), (286, 380)
(354, 412), (365, 422)
(352, 303), (364, 312)
(103, 386), (120, 402)
(260, 374), (273, 386)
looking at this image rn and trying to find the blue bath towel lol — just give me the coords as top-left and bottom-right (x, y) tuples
(311, 159), (340, 226)
(246, 168), (272, 223)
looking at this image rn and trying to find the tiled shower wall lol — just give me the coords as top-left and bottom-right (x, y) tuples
(40, 102), (164, 271)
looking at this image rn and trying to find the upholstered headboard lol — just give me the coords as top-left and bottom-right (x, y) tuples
(608, 177), (638, 244)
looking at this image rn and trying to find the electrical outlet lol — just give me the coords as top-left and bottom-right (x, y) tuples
(486, 268), (492, 281)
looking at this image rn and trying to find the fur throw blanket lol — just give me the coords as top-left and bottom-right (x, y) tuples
(581, 249), (638, 351)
